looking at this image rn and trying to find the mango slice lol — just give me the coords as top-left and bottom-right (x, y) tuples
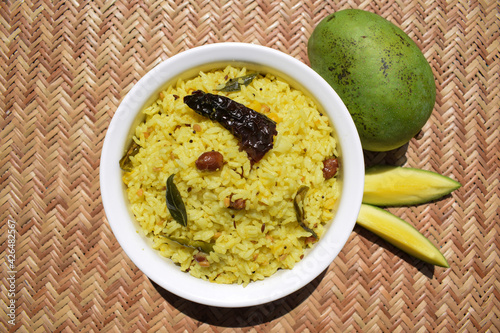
(363, 165), (461, 206)
(357, 204), (449, 267)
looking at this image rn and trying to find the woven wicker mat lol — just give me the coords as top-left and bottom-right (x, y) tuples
(1, 0), (499, 332)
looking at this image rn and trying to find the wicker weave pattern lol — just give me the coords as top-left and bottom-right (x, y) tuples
(1, 0), (499, 331)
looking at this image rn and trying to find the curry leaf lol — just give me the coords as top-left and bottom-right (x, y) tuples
(166, 174), (188, 227)
(164, 235), (214, 254)
(216, 73), (258, 92)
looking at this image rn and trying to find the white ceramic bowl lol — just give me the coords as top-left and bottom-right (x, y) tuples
(100, 43), (364, 308)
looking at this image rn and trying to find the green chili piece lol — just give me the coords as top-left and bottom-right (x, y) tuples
(119, 140), (140, 171)
(293, 185), (318, 239)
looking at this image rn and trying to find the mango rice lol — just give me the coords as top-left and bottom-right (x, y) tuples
(122, 66), (340, 285)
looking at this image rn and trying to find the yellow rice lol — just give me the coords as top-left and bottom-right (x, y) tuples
(122, 65), (340, 285)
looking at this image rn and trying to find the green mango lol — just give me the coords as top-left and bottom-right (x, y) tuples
(308, 9), (436, 151)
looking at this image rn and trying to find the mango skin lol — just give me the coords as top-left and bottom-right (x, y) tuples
(308, 9), (436, 151)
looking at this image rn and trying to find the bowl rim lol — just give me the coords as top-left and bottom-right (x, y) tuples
(100, 42), (364, 308)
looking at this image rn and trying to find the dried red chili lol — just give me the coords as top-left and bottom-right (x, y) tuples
(184, 90), (277, 163)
